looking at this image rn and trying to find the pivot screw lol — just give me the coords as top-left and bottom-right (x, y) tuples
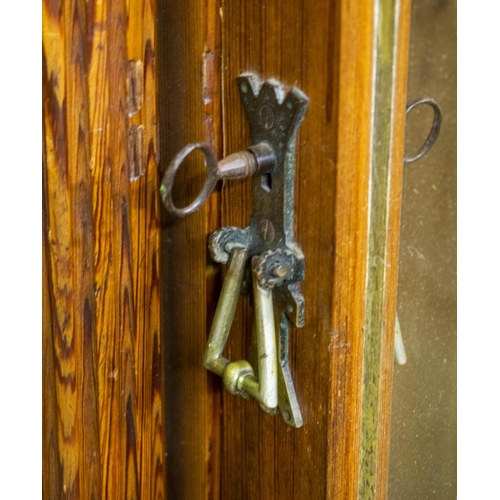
(259, 219), (275, 242)
(272, 265), (289, 279)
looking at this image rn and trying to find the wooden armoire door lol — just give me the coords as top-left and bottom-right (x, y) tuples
(42, 0), (412, 498)
(158, 0), (410, 499)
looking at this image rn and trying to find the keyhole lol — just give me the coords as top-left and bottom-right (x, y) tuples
(261, 173), (272, 192)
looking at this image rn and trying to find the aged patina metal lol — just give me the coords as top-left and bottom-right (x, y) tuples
(160, 141), (275, 216)
(404, 98), (442, 164)
(160, 73), (308, 427)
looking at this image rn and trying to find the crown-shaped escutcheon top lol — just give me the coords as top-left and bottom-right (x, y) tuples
(236, 73), (309, 166)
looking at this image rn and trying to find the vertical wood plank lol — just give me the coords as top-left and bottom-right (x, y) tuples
(43, 0), (102, 495)
(203, 2), (223, 499)
(142, 13), (166, 500)
(219, 0), (409, 497)
(85, 0), (116, 497)
(157, 0), (222, 497)
(64, 1), (103, 496)
(43, 137), (64, 499)
(42, 3), (78, 495)
(219, 1), (373, 498)
(327, 0), (374, 497)
(125, 0), (165, 497)
(101, 1), (136, 497)
(43, 0), (165, 496)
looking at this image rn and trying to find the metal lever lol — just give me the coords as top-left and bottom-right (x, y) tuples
(160, 73), (308, 427)
(203, 247), (279, 410)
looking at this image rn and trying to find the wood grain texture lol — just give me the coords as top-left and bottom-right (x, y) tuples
(219, 2), (411, 497)
(327, 0), (374, 497)
(43, 138), (64, 500)
(157, 0), (222, 498)
(42, 0), (165, 497)
(219, 1), (373, 498)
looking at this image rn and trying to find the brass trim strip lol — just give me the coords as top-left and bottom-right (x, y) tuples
(358, 0), (400, 497)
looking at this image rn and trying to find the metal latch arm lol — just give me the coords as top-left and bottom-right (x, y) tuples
(203, 247), (279, 410)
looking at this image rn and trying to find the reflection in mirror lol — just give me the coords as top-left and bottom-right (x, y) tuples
(388, 0), (456, 498)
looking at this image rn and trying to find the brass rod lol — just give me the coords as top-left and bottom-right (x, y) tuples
(203, 247), (249, 376)
(240, 258), (279, 409)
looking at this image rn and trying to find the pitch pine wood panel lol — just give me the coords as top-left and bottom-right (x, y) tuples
(42, 0), (165, 497)
(43, 148), (64, 499)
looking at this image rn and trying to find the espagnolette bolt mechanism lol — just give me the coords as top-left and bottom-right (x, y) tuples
(160, 73), (308, 427)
